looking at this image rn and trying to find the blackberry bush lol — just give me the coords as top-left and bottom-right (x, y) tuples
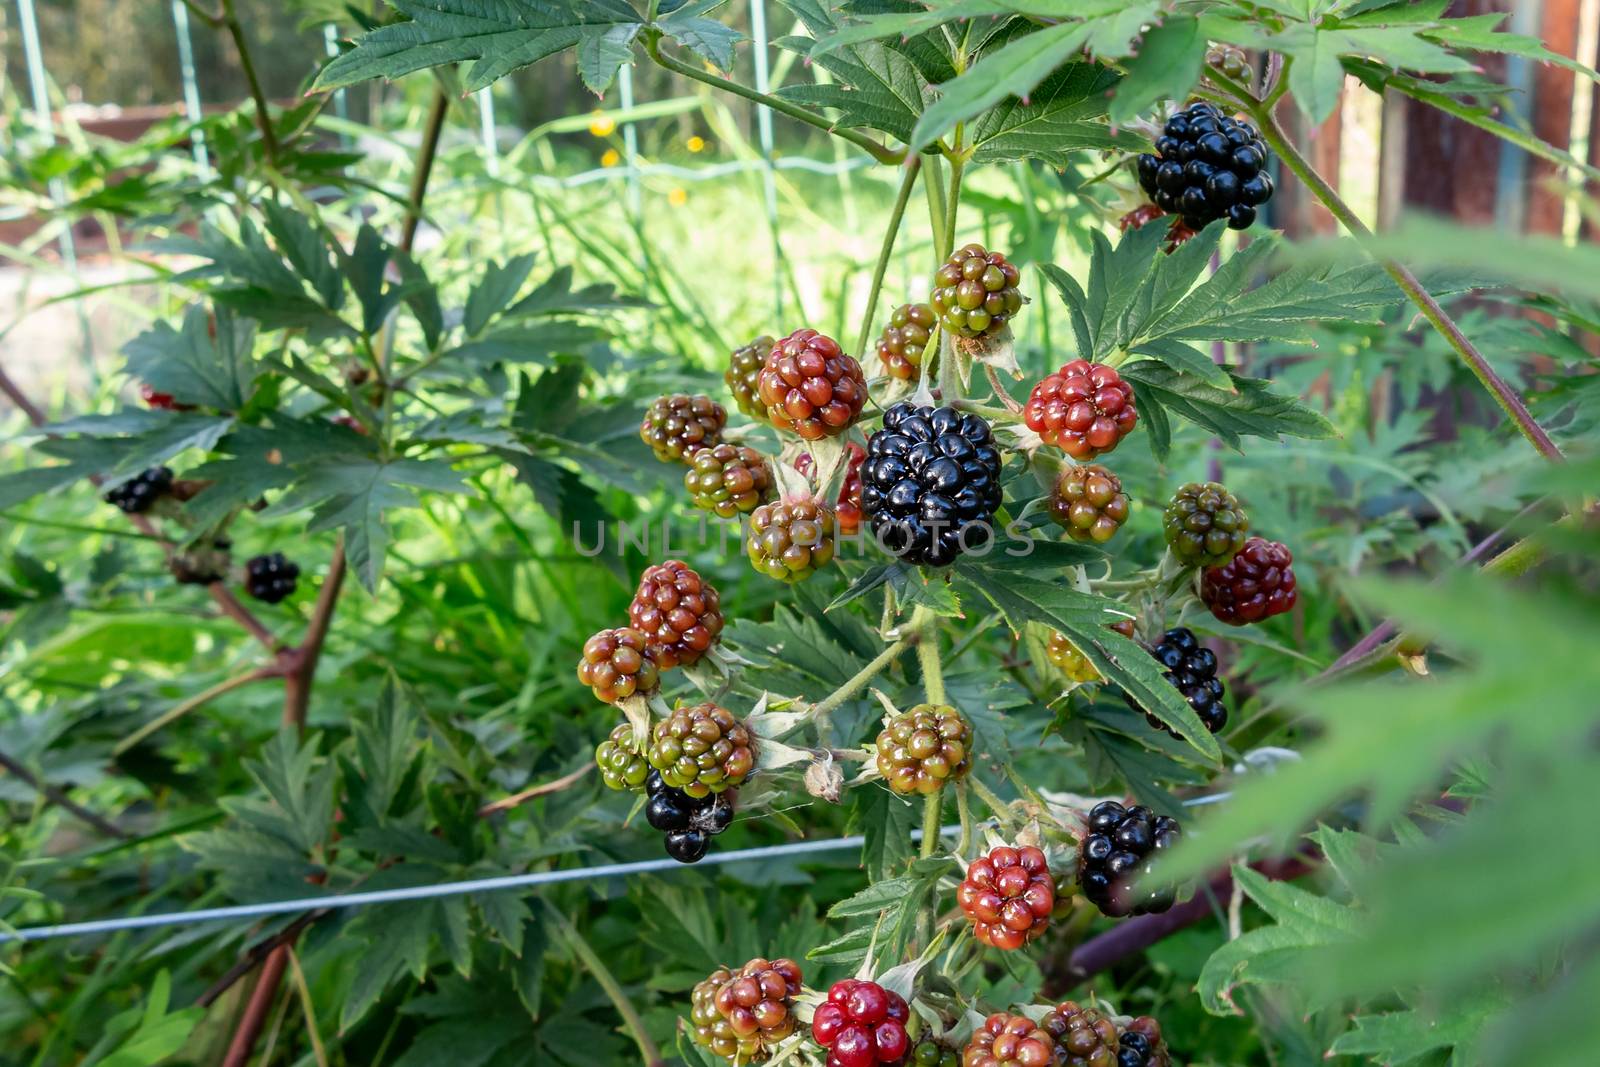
(957, 845), (1055, 950)
(876, 302), (936, 380)
(873, 703), (972, 795)
(639, 393), (726, 463)
(726, 335), (774, 421)
(1202, 537), (1297, 625)
(756, 328), (867, 440)
(684, 442), (773, 518)
(1078, 800), (1182, 918)
(1163, 481), (1249, 567)
(1048, 463), (1130, 543)
(1136, 101), (1274, 231)
(243, 552), (299, 603)
(629, 560), (723, 669)
(930, 243), (1023, 339)
(746, 497), (836, 582)
(861, 402), (1002, 567)
(1025, 361), (1139, 459)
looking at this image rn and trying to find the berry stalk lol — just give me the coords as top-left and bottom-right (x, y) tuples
(806, 634), (917, 737)
(545, 904), (666, 1067)
(855, 155), (923, 360)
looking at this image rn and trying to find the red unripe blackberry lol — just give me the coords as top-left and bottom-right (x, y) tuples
(576, 626), (660, 705)
(628, 560), (723, 669)
(648, 702), (754, 798)
(1038, 1001), (1120, 1067)
(747, 498), (836, 582)
(139, 384), (193, 411)
(957, 844), (1055, 950)
(873, 703), (972, 795)
(595, 722), (650, 792)
(1201, 536), (1296, 625)
(1024, 361), (1138, 460)
(796, 440), (867, 534)
(963, 1012), (1059, 1067)
(685, 443), (773, 518)
(1078, 800), (1181, 918)
(690, 966), (762, 1061)
(1048, 464), (1130, 543)
(104, 466), (174, 514)
(1162, 481), (1248, 567)
(726, 335), (774, 422)
(930, 244), (1023, 339)
(244, 552), (300, 604)
(640, 393), (726, 463)
(812, 979), (910, 1065)
(1137, 101), (1274, 231)
(713, 958), (803, 1050)
(877, 303), (936, 380)
(1046, 632), (1099, 684)
(757, 329), (867, 440)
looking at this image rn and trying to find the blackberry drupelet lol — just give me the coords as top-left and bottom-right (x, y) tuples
(911, 1040), (959, 1067)
(876, 303), (936, 380)
(861, 402), (1003, 567)
(1048, 463), (1130, 544)
(929, 244), (1023, 340)
(1136, 101), (1275, 231)
(1024, 361), (1138, 460)
(1140, 626), (1227, 736)
(1201, 536), (1297, 625)
(1078, 800), (1181, 918)
(1163, 481), (1248, 567)
(726, 335), (775, 422)
(104, 466), (174, 514)
(640, 393), (726, 463)
(757, 329), (867, 440)
(243, 552), (300, 603)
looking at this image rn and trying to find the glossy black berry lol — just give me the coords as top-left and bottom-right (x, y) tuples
(104, 467), (173, 514)
(861, 402), (1003, 567)
(1131, 626), (1227, 737)
(691, 790), (735, 834)
(1136, 102), (1274, 231)
(665, 830), (709, 863)
(1078, 801), (1181, 918)
(646, 790), (692, 832)
(244, 552), (300, 604)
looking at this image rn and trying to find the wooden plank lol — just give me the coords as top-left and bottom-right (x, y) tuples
(1272, 91), (1345, 236)
(1527, 0), (1584, 234)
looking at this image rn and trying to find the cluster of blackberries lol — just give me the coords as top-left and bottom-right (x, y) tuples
(1141, 627), (1227, 736)
(1136, 102), (1274, 231)
(104, 467), (173, 514)
(861, 402), (1003, 567)
(244, 552), (300, 604)
(645, 769), (734, 863)
(1079, 800), (1181, 918)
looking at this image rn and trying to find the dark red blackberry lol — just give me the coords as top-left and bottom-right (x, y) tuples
(244, 552), (300, 604)
(1078, 800), (1181, 918)
(861, 402), (1003, 567)
(1136, 101), (1274, 231)
(628, 560), (723, 669)
(757, 329), (867, 440)
(576, 627), (660, 705)
(104, 467), (173, 514)
(1201, 536), (1297, 625)
(811, 978), (911, 1066)
(1134, 626), (1227, 736)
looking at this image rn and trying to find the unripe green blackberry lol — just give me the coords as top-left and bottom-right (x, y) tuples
(746, 498), (836, 582)
(725, 335), (774, 422)
(876, 303), (936, 380)
(595, 721), (650, 792)
(929, 244), (1023, 339)
(648, 702), (755, 798)
(1046, 632), (1100, 684)
(874, 703), (972, 795)
(911, 1039), (960, 1067)
(1048, 463), (1130, 543)
(640, 393), (726, 463)
(576, 626), (660, 704)
(684, 443), (773, 518)
(1163, 481), (1249, 567)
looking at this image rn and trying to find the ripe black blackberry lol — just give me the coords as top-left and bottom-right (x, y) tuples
(1078, 800), (1181, 918)
(645, 769), (735, 863)
(244, 552), (300, 604)
(1137, 626), (1227, 736)
(1136, 102), (1274, 231)
(104, 467), (174, 514)
(861, 402), (1003, 567)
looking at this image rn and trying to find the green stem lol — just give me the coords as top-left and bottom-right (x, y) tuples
(955, 779), (973, 859)
(1242, 95), (1562, 463)
(915, 615), (946, 705)
(920, 790), (942, 859)
(968, 775), (1016, 830)
(219, 0), (278, 165)
(924, 153), (949, 260)
(113, 667), (275, 756)
(855, 156), (922, 358)
(807, 635), (915, 731)
(546, 905), (666, 1067)
(645, 34), (903, 165)
(942, 141), (965, 256)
